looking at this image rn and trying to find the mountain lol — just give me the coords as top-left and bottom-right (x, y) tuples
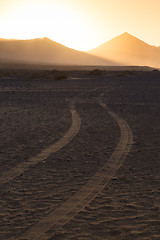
(0, 38), (114, 66)
(89, 32), (160, 67)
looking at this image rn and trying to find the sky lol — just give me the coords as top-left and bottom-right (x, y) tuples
(0, 0), (160, 50)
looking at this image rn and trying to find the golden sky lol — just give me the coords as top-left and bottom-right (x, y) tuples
(0, 0), (160, 50)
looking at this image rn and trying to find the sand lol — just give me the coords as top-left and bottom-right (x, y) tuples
(0, 69), (160, 240)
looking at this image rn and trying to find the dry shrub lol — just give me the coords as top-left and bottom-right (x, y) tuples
(29, 70), (68, 80)
(54, 72), (68, 80)
(89, 69), (104, 76)
(117, 70), (135, 77)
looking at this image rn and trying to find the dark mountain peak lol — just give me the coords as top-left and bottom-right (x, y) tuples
(116, 32), (141, 41)
(89, 32), (160, 67)
(122, 32), (130, 36)
(28, 37), (52, 42)
(40, 37), (53, 42)
(0, 36), (114, 66)
(120, 32), (141, 40)
(103, 32), (151, 49)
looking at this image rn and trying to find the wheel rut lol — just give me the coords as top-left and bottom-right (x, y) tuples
(17, 93), (133, 240)
(0, 100), (81, 185)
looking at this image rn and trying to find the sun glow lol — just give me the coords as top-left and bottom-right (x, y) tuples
(0, 1), (96, 51)
(0, 0), (160, 51)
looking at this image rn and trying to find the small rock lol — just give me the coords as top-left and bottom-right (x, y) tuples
(112, 177), (118, 180)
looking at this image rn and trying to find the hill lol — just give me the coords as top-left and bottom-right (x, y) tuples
(89, 32), (160, 67)
(0, 38), (114, 66)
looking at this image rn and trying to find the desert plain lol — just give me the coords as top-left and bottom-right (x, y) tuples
(0, 67), (160, 240)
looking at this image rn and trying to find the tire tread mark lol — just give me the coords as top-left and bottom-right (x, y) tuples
(17, 95), (133, 240)
(0, 100), (81, 185)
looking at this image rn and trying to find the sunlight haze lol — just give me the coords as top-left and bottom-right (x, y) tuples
(0, 0), (159, 50)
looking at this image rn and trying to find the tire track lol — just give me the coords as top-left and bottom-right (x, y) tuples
(17, 93), (133, 240)
(0, 100), (81, 185)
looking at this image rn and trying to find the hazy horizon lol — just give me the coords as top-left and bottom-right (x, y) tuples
(0, 0), (160, 51)
(0, 32), (159, 52)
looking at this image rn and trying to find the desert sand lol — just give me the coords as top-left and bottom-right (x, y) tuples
(0, 68), (160, 240)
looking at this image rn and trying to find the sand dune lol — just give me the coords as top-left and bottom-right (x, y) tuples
(0, 38), (114, 66)
(89, 32), (160, 67)
(1, 34), (159, 67)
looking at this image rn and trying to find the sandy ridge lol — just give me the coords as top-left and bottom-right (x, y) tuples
(0, 100), (81, 185)
(17, 93), (133, 240)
